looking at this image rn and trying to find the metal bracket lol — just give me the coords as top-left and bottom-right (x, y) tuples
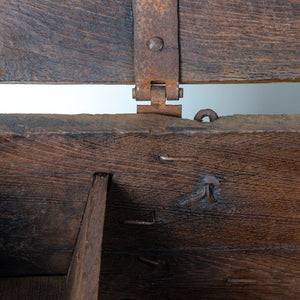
(132, 0), (183, 117)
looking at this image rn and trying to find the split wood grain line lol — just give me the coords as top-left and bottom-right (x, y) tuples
(0, 1), (299, 83)
(64, 173), (109, 300)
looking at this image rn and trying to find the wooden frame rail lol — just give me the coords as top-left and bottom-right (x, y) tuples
(0, 0), (299, 84)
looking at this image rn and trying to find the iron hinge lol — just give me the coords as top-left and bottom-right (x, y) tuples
(131, 0), (183, 117)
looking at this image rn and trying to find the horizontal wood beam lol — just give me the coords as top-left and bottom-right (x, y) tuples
(0, 1), (299, 83)
(0, 114), (299, 299)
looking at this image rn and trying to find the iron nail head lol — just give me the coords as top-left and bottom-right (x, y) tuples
(148, 37), (164, 52)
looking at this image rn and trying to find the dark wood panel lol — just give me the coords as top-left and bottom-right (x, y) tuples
(1, 249), (299, 300)
(0, 0), (299, 83)
(0, 175), (91, 276)
(99, 249), (300, 299)
(0, 114), (299, 299)
(0, 276), (65, 300)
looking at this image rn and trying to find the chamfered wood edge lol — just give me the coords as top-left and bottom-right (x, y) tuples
(0, 114), (299, 135)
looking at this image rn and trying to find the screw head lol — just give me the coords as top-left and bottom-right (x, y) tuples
(148, 37), (164, 52)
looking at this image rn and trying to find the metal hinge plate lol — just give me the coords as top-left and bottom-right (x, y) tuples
(132, 0), (183, 117)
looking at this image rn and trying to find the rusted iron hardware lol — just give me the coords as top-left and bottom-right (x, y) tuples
(132, 0), (183, 117)
(194, 109), (219, 122)
(179, 176), (220, 205)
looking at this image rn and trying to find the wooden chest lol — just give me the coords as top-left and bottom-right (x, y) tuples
(0, 1), (299, 299)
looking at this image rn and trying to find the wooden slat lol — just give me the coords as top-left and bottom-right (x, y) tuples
(0, 0), (299, 83)
(0, 0), (133, 83)
(0, 114), (299, 298)
(0, 113), (298, 134)
(64, 173), (108, 300)
(179, 0), (300, 83)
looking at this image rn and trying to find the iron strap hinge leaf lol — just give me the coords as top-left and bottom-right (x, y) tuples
(132, 0), (183, 117)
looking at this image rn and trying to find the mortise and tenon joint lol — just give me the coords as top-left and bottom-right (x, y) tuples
(132, 0), (183, 117)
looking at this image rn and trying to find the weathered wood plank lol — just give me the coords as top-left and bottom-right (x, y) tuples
(0, 114), (299, 299)
(179, 0), (300, 83)
(65, 173), (108, 300)
(0, 0), (133, 83)
(0, 114), (298, 134)
(0, 1), (299, 83)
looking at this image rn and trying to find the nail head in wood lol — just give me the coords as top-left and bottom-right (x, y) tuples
(148, 37), (164, 52)
(179, 176), (220, 205)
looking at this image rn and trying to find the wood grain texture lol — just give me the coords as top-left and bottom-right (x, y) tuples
(0, 113), (298, 134)
(0, 1), (299, 83)
(0, 0), (133, 83)
(179, 0), (300, 83)
(65, 174), (108, 300)
(99, 250), (300, 299)
(0, 276), (65, 300)
(0, 174), (91, 276)
(0, 114), (299, 299)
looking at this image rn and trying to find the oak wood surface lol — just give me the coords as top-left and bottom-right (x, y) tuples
(0, 114), (299, 299)
(64, 174), (108, 300)
(0, 0), (299, 83)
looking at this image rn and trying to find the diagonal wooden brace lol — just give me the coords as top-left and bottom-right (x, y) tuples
(64, 173), (109, 300)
